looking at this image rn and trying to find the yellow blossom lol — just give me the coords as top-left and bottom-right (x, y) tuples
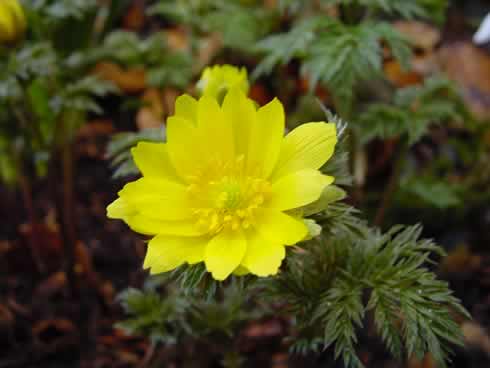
(0, 0), (26, 44)
(197, 64), (249, 99)
(107, 90), (337, 280)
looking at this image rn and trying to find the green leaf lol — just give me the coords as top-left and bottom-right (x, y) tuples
(302, 186), (347, 217)
(398, 176), (461, 209)
(253, 16), (334, 78)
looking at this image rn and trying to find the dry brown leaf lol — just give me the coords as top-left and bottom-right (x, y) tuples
(249, 83), (271, 106)
(34, 271), (67, 298)
(136, 89), (165, 130)
(243, 320), (282, 338)
(99, 280), (116, 307)
(439, 244), (481, 274)
(462, 321), (490, 355)
(162, 88), (180, 119)
(0, 304), (14, 326)
(197, 34), (223, 70)
(408, 353), (435, 368)
(123, 0), (146, 31)
(165, 28), (190, 52)
(412, 53), (440, 77)
(394, 21), (441, 51)
(297, 77), (331, 102)
(438, 42), (490, 120)
(271, 353), (289, 368)
(384, 60), (424, 87)
(93, 62), (146, 93)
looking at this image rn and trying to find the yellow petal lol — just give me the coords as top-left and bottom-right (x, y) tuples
(0, 3), (15, 41)
(118, 178), (192, 221)
(222, 89), (257, 158)
(271, 122), (337, 180)
(144, 234), (207, 274)
(256, 209), (308, 246)
(107, 197), (135, 220)
(131, 142), (182, 182)
(248, 98), (284, 178)
(166, 115), (204, 179)
(242, 231), (285, 277)
(126, 214), (202, 236)
(174, 94), (198, 124)
(268, 169), (334, 211)
(205, 229), (246, 280)
(197, 96), (234, 159)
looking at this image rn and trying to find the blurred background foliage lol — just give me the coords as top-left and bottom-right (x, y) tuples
(1, 0), (490, 368)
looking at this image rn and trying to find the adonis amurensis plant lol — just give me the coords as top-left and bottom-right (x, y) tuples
(109, 65), (469, 368)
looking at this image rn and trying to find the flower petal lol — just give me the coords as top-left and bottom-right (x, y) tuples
(143, 234), (208, 274)
(118, 178), (192, 221)
(256, 209), (308, 246)
(174, 94), (198, 124)
(242, 231), (285, 277)
(131, 142), (182, 182)
(205, 229), (246, 280)
(125, 214), (202, 236)
(248, 98), (284, 178)
(268, 169), (334, 211)
(166, 115), (204, 179)
(271, 122), (337, 180)
(107, 197), (135, 220)
(197, 96), (234, 159)
(222, 89), (257, 158)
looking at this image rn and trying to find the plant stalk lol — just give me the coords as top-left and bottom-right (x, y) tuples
(18, 171), (45, 273)
(374, 138), (409, 227)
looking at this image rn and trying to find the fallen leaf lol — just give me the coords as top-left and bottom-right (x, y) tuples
(438, 42), (490, 119)
(462, 321), (490, 356)
(123, 0), (146, 31)
(408, 353), (435, 368)
(136, 89), (165, 130)
(165, 27), (190, 52)
(271, 353), (289, 368)
(34, 271), (67, 298)
(249, 83), (272, 106)
(394, 21), (441, 51)
(162, 88), (180, 119)
(0, 304), (14, 326)
(384, 60), (424, 87)
(197, 34), (223, 70)
(243, 319), (282, 338)
(439, 244), (481, 274)
(93, 62), (146, 93)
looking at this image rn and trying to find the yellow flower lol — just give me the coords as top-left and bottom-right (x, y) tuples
(197, 65), (249, 100)
(0, 0), (26, 44)
(108, 90), (337, 280)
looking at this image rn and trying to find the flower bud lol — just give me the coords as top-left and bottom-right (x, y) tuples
(0, 0), (26, 44)
(197, 64), (249, 101)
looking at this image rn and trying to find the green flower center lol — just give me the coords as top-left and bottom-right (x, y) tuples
(187, 157), (271, 233)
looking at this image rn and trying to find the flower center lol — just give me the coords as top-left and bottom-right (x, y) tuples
(187, 156), (271, 234)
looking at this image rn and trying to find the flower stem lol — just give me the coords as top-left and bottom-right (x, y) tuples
(374, 138), (409, 227)
(61, 141), (78, 294)
(18, 171), (45, 273)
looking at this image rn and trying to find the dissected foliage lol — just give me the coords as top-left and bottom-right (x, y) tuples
(357, 77), (467, 144)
